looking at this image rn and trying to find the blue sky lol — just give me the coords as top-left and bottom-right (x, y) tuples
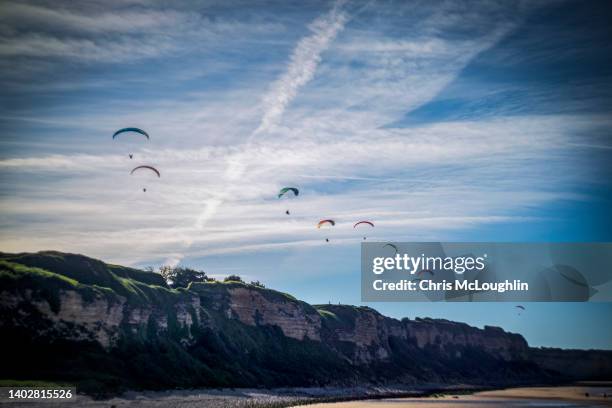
(1, 0), (611, 350)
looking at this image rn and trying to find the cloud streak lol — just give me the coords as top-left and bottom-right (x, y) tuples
(254, 0), (348, 135)
(164, 0), (350, 266)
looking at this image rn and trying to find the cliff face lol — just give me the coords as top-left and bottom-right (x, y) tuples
(224, 286), (321, 341)
(404, 319), (529, 361)
(0, 251), (608, 395)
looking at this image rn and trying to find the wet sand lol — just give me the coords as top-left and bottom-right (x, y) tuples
(296, 386), (612, 408)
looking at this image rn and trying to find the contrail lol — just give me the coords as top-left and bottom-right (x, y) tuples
(166, 0), (348, 266)
(254, 0), (348, 136)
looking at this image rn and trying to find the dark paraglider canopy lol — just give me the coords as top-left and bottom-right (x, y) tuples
(130, 165), (160, 177)
(354, 220), (374, 240)
(383, 243), (399, 253)
(113, 127), (150, 139)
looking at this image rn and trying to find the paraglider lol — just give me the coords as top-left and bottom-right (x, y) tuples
(113, 127), (150, 139)
(515, 305), (525, 315)
(354, 220), (374, 240)
(317, 219), (335, 228)
(278, 187), (299, 198)
(113, 128), (148, 162)
(317, 219), (335, 242)
(417, 269), (434, 277)
(353, 221), (374, 228)
(130, 165), (160, 192)
(130, 165), (160, 177)
(559, 268), (589, 288)
(278, 187), (299, 215)
(383, 243), (399, 254)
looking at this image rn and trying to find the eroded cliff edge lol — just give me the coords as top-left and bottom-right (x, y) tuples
(0, 251), (610, 395)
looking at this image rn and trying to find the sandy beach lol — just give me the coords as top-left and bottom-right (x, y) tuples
(297, 385), (612, 408)
(3, 385), (610, 408)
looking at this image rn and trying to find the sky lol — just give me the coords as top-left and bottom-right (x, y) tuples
(1, 0), (611, 350)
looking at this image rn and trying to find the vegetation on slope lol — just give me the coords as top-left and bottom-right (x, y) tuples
(0, 251), (555, 397)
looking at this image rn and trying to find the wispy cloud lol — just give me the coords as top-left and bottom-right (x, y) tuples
(0, 114), (590, 265)
(0, 1), (285, 62)
(0, 0), (608, 273)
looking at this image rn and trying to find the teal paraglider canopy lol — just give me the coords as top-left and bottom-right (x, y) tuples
(278, 187), (299, 198)
(113, 128), (150, 139)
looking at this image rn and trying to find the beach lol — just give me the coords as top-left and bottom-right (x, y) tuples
(3, 385), (610, 408)
(296, 385), (612, 408)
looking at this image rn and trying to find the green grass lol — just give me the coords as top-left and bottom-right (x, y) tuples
(316, 309), (337, 319)
(0, 260), (79, 286)
(0, 260), (109, 312)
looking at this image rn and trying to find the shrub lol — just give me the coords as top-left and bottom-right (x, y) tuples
(159, 266), (208, 289)
(250, 280), (265, 288)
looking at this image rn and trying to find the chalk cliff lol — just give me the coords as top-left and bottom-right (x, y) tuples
(0, 251), (609, 395)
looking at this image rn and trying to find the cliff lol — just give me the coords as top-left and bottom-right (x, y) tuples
(0, 251), (609, 396)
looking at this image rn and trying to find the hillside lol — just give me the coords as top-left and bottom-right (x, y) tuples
(0, 251), (610, 396)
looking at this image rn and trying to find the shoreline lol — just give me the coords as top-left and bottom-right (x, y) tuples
(295, 383), (612, 408)
(4, 382), (607, 408)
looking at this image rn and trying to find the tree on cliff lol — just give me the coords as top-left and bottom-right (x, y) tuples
(250, 280), (265, 288)
(159, 266), (210, 288)
(224, 274), (243, 283)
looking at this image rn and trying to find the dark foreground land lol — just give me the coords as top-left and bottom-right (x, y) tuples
(1, 251), (611, 398)
(2, 384), (611, 408)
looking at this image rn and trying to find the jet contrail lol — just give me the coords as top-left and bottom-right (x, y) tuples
(254, 0), (348, 136)
(167, 0), (349, 266)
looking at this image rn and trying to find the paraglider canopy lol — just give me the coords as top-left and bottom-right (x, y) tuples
(317, 219), (335, 228)
(113, 127), (150, 139)
(515, 305), (525, 310)
(278, 187), (299, 198)
(130, 165), (160, 177)
(417, 269), (434, 277)
(353, 221), (374, 228)
(383, 243), (399, 253)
